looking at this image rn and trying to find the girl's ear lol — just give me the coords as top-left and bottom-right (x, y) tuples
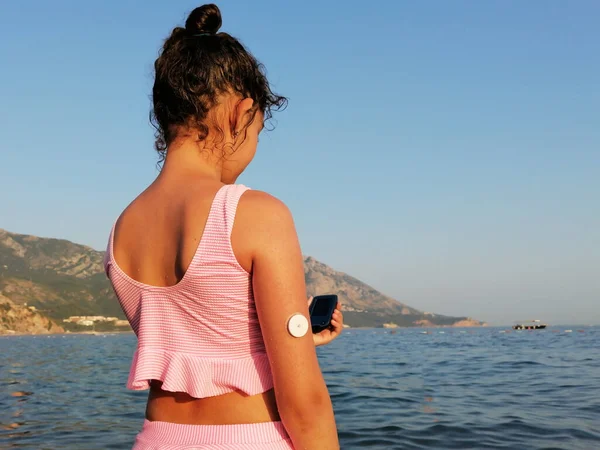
(233, 97), (255, 136)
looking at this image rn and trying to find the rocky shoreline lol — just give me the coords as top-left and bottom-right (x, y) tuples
(0, 294), (64, 335)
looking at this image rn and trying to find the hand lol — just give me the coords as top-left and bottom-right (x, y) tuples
(307, 296), (344, 347)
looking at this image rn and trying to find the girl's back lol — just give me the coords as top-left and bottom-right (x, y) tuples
(107, 178), (281, 425)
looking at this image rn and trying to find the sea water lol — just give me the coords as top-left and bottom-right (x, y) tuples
(1, 327), (599, 449)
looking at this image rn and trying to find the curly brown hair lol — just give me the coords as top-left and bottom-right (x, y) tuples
(151, 4), (287, 163)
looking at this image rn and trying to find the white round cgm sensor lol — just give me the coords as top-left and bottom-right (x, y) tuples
(287, 314), (309, 338)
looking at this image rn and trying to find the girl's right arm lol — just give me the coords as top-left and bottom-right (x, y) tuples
(240, 190), (339, 450)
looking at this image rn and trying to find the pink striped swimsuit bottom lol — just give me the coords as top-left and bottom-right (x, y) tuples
(132, 420), (293, 449)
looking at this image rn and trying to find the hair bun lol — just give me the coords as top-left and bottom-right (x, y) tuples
(185, 4), (222, 35)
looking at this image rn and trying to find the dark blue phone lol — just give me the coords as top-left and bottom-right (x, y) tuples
(308, 294), (338, 333)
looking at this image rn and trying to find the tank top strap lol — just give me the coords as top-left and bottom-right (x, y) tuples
(194, 183), (251, 267)
(221, 184), (252, 236)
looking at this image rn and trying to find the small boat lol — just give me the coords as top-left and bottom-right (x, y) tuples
(513, 320), (548, 330)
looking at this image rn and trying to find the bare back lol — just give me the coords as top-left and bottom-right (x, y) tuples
(112, 176), (277, 425)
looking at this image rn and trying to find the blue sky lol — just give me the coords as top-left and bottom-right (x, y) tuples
(1, 1), (598, 325)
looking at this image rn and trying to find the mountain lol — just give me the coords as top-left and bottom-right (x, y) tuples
(0, 228), (485, 332)
(0, 229), (123, 322)
(304, 257), (483, 328)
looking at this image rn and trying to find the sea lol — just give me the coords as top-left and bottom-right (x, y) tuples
(1, 327), (599, 450)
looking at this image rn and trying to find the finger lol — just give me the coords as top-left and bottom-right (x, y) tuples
(307, 296), (313, 306)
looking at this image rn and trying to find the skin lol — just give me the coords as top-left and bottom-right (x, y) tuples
(112, 95), (341, 448)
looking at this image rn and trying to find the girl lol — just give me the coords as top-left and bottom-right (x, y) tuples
(104, 4), (342, 449)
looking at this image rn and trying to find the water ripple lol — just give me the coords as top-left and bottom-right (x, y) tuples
(1, 327), (599, 449)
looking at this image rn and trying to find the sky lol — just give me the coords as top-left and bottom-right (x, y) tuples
(1, 0), (598, 326)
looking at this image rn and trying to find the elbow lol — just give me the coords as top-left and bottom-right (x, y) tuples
(275, 382), (339, 449)
(278, 387), (333, 427)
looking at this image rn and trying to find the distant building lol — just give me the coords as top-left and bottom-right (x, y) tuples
(64, 315), (119, 323)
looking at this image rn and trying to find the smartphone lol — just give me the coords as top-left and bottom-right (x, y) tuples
(309, 294), (338, 333)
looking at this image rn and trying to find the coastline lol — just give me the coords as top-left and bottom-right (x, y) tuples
(1, 324), (490, 337)
(0, 330), (135, 337)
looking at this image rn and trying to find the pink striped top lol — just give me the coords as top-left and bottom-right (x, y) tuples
(104, 184), (274, 398)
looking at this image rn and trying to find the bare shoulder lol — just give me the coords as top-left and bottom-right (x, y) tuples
(237, 190), (295, 233)
(232, 189), (298, 271)
(239, 190), (292, 217)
